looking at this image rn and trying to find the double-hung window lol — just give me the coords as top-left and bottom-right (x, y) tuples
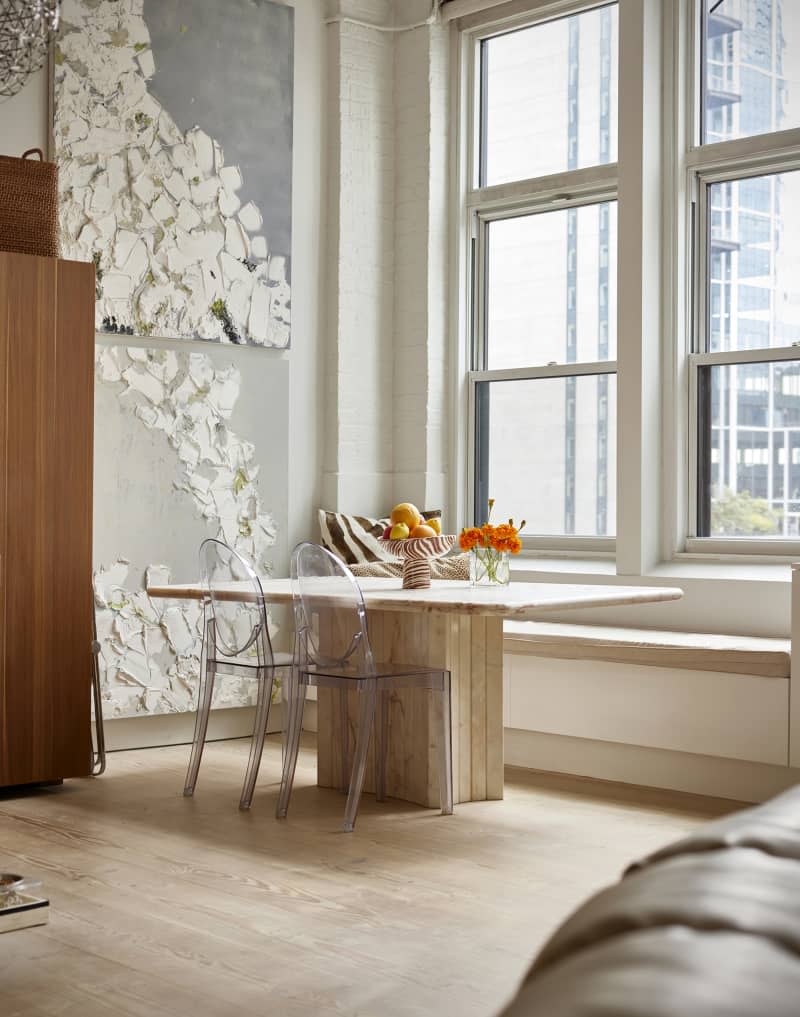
(689, 0), (800, 548)
(466, 3), (619, 550)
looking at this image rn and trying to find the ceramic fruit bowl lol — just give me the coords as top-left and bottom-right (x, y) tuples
(378, 534), (457, 589)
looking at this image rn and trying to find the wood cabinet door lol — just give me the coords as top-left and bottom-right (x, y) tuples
(0, 253), (94, 785)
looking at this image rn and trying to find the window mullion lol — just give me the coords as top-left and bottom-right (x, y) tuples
(466, 162), (618, 212)
(616, 0), (663, 575)
(471, 361), (618, 383)
(687, 128), (800, 172)
(687, 353), (700, 539)
(478, 37), (489, 189)
(692, 347), (800, 369)
(473, 211), (486, 372)
(695, 168), (708, 356)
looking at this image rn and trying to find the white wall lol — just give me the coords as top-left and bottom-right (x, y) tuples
(322, 0), (452, 520)
(323, 2), (396, 515)
(393, 16), (451, 512)
(0, 67), (48, 156)
(286, 0), (326, 558)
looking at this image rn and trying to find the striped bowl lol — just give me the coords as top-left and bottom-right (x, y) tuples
(378, 534), (457, 560)
(378, 534), (457, 589)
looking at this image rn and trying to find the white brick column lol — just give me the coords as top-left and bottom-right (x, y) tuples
(392, 12), (450, 514)
(323, 0), (396, 515)
(322, 0), (451, 518)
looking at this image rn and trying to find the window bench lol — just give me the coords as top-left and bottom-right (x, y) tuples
(501, 620), (793, 778)
(503, 622), (790, 678)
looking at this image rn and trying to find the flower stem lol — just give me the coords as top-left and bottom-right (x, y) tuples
(474, 547), (506, 584)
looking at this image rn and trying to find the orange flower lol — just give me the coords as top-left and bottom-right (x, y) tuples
(461, 511), (524, 555)
(486, 522), (516, 552)
(459, 527), (483, 552)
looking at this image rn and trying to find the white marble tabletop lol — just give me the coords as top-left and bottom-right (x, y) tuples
(147, 576), (683, 619)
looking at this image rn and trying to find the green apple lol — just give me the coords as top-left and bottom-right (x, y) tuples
(390, 522), (410, 540)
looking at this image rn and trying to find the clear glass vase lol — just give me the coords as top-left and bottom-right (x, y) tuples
(470, 548), (510, 587)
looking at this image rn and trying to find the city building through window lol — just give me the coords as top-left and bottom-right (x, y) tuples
(694, 0), (800, 540)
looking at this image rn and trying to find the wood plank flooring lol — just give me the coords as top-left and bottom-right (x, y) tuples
(0, 735), (736, 1017)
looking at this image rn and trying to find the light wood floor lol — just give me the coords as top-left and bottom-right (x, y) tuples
(0, 735), (737, 1017)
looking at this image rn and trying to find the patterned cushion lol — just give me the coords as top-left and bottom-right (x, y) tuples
(318, 508), (442, 565)
(349, 560), (401, 577)
(350, 554), (470, 581)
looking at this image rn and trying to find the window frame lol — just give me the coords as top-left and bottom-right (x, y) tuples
(453, 0), (800, 566)
(462, 2), (620, 553)
(683, 0), (800, 555)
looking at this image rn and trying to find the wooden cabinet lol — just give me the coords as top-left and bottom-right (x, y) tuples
(0, 253), (94, 786)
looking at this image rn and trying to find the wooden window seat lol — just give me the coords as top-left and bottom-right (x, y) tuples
(503, 622), (790, 678)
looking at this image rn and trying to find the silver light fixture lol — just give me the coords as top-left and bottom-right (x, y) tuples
(0, 1), (61, 99)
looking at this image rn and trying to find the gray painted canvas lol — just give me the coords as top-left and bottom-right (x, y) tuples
(54, 0), (294, 348)
(145, 0), (293, 260)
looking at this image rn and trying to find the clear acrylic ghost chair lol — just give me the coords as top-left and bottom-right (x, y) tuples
(277, 541), (453, 832)
(184, 538), (293, 810)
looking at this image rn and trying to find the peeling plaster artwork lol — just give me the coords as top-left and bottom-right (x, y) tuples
(54, 0), (293, 347)
(93, 346), (281, 717)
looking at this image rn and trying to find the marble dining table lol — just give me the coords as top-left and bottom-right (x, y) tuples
(148, 577), (683, 808)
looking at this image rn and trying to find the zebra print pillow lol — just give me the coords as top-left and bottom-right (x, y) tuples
(318, 508), (442, 565)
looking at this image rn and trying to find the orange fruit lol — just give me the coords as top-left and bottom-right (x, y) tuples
(409, 523), (436, 539)
(390, 502), (421, 531)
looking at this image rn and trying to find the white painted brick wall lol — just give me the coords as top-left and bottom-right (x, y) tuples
(392, 17), (450, 514)
(323, 0), (451, 520)
(323, 4), (396, 514)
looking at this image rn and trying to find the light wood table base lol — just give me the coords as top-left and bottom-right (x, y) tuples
(317, 610), (504, 807)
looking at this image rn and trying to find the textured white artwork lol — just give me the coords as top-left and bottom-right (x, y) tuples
(54, 0), (292, 347)
(93, 347), (280, 717)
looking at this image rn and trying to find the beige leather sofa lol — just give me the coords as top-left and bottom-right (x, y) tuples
(499, 787), (800, 1016)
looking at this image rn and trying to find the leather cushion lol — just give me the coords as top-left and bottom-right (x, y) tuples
(499, 789), (800, 1017)
(502, 927), (800, 1017)
(626, 785), (800, 872)
(531, 847), (800, 977)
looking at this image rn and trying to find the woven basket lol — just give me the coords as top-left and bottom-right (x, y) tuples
(0, 149), (59, 258)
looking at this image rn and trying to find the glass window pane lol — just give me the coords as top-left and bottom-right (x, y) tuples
(707, 171), (800, 353)
(702, 0), (800, 144)
(485, 202), (617, 370)
(481, 4), (618, 187)
(476, 374), (616, 537)
(700, 360), (800, 537)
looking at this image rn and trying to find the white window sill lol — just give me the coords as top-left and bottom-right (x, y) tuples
(512, 555), (617, 581)
(648, 558), (791, 584)
(511, 554), (791, 586)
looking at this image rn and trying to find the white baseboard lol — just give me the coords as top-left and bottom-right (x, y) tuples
(505, 728), (800, 803)
(97, 704), (284, 752)
(99, 705), (796, 805)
